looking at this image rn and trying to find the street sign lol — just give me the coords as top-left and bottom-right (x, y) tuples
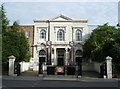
(56, 66), (64, 74)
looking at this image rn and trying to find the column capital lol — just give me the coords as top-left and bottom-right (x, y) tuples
(65, 48), (70, 52)
(105, 56), (112, 60)
(8, 55), (16, 60)
(65, 47), (67, 50)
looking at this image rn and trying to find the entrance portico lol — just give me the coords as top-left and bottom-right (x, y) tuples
(52, 48), (70, 66)
(57, 48), (65, 66)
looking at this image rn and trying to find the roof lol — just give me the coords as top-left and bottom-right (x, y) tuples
(50, 14), (72, 21)
(34, 14), (88, 23)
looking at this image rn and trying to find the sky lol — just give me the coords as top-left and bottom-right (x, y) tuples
(3, 1), (119, 26)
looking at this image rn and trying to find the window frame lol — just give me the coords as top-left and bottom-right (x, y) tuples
(25, 31), (30, 38)
(57, 29), (65, 41)
(75, 29), (82, 41)
(40, 30), (46, 41)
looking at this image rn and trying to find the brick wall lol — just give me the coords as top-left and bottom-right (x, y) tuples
(20, 25), (34, 57)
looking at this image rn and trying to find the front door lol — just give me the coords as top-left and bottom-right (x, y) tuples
(57, 49), (65, 66)
(39, 57), (45, 74)
(39, 49), (46, 74)
(76, 57), (82, 75)
(58, 58), (64, 66)
(39, 57), (45, 63)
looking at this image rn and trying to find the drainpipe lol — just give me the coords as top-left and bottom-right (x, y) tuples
(47, 20), (51, 65)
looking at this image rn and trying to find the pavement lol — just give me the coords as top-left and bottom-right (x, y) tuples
(2, 74), (120, 88)
(2, 75), (42, 80)
(2, 75), (120, 88)
(3, 70), (119, 81)
(2, 75), (120, 82)
(2, 71), (120, 88)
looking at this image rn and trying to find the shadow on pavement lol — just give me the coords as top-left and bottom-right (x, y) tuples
(82, 71), (100, 78)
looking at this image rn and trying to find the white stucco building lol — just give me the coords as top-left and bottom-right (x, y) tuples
(32, 15), (89, 71)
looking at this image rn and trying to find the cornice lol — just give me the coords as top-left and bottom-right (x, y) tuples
(34, 20), (88, 23)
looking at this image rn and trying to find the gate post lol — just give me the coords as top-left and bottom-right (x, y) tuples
(105, 56), (112, 79)
(8, 55), (17, 76)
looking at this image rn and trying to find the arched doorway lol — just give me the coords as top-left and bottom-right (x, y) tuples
(75, 50), (82, 75)
(75, 50), (82, 63)
(39, 49), (46, 62)
(39, 50), (46, 74)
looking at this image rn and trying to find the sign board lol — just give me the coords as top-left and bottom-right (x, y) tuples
(55, 66), (64, 74)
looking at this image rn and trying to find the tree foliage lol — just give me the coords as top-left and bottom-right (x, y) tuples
(83, 24), (120, 72)
(1, 4), (30, 71)
(1, 4), (9, 33)
(3, 21), (30, 63)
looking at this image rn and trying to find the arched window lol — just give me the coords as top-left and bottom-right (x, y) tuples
(39, 50), (46, 56)
(76, 30), (82, 41)
(57, 29), (64, 41)
(39, 50), (46, 62)
(40, 30), (46, 40)
(75, 50), (82, 57)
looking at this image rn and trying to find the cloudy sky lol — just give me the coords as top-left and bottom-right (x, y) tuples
(3, 1), (119, 26)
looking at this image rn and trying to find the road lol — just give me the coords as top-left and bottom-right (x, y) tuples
(2, 78), (120, 88)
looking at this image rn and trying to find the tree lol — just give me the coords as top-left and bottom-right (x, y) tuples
(1, 4), (9, 33)
(1, 4), (10, 72)
(2, 4), (30, 72)
(3, 21), (30, 63)
(83, 23), (120, 72)
(1, 4), (9, 61)
(9, 21), (30, 62)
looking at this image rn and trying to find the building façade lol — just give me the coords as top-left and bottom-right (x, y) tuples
(21, 15), (89, 71)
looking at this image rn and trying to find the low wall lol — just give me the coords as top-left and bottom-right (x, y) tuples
(21, 61), (101, 73)
(93, 62), (101, 73)
(82, 62), (101, 73)
(82, 62), (94, 71)
(20, 61), (30, 72)
(42, 63), (47, 71)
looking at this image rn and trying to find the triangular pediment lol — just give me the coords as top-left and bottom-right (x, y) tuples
(50, 14), (72, 21)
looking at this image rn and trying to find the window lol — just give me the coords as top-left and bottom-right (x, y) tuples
(57, 29), (64, 41)
(25, 31), (30, 38)
(76, 30), (82, 41)
(40, 30), (46, 40)
(39, 50), (46, 55)
(75, 50), (82, 56)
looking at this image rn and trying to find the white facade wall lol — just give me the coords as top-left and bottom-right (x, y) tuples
(82, 62), (101, 73)
(33, 22), (48, 59)
(93, 62), (101, 73)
